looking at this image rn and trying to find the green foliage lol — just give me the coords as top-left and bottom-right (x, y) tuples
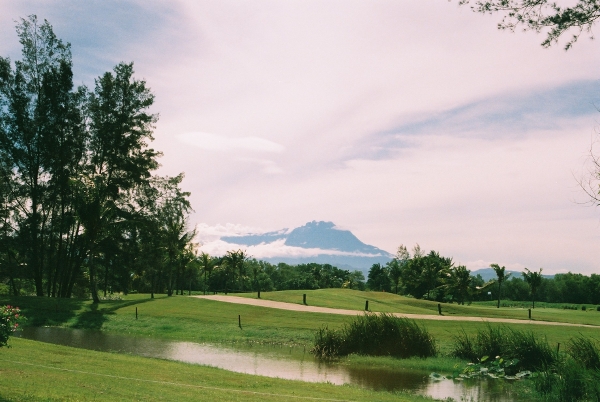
(451, 324), (555, 371)
(567, 336), (600, 370)
(0, 305), (24, 347)
(366, 263), (390, 292)
(457, 0), (600, 50)
(311, 313), (437, 359)
(0, 16), (194, 300)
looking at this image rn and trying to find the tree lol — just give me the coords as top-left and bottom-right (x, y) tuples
(198, 252), (215, 295)
(457, 0), (600, 49)
(444, 265), (472, 305)
(522, 268), (543, 308)
(387, 259), (402, 294)
(367, 263), (391, 291)
(491, 263), (511, 308)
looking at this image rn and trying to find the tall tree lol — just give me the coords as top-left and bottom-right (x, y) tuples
(0, 16), (86, 297)
(522, 268), (543, 308)
(491, 263), (511, 308)
(457, 0), (600, 49)
(198, 252), (215, 295)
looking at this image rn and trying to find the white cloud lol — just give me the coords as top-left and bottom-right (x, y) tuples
(198, 238), (385, 259)
(177, 132), (284, 153)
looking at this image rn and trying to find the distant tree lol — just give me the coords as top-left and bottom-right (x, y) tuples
(367, 263), (391, 292)
(198, 252), (215, 294)
(421, 251), (453, 300)
(387, 259), (402, 295)
(522, 268), (543, 308)
(491, 263), (511, 308)
(444, 265), (472, 305)
(457, 0), (600, 49)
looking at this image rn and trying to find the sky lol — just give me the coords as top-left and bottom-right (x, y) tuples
(2, 0), (600, 274)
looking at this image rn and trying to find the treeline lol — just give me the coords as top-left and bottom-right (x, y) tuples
(366, 244), (600, 306)
(194, 251), (365, 294)
(491, 272), (600, 306)
(0, 17), (195, 302)
(365, 244), (487, 304)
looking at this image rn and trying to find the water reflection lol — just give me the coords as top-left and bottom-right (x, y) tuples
(19, 327), (515, 401)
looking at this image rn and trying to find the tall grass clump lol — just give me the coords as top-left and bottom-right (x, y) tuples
(311, 313), (436, 359)
(567, 336), (600, 370)
(451, 324), (555, 371)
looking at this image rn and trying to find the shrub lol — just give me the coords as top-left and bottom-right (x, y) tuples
(311, 313), (437, 359)
(567, 336), (600, 370)
(0, 305), (24, 348)
(451, 324), (555, 371)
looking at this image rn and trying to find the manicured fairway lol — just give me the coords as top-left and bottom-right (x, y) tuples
(237, 288), (600, 326)
(0, 338), (431, 402)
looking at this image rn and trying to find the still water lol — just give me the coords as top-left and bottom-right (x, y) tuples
(19, 327), (516, 401)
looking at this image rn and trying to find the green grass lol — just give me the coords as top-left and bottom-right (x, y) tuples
(239, 288), (600, 326)
(0, 338), (432, 401)
(3, 290), (600, 368)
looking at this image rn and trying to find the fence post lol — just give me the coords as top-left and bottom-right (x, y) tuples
(136, 307), (138, 320)
(238, 314), (242, 329)
(528, 309), (531, 319)
(303, 294), (306, 305)
(365, 300), (369, 311)
(438, 303), (442, 315)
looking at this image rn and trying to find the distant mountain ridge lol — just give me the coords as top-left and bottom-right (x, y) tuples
(221, 221), (393, 271)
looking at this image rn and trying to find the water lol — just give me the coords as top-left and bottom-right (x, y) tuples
(19, 327), (516, 401)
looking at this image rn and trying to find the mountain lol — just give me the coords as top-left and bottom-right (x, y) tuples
(220, 221), (393, 272)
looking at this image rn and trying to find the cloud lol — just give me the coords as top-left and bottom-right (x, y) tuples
(177, 132), (284, 153)
(349, 80), (600, 161)
(198, 238), (385, 259)
(195, 222), (267, 243)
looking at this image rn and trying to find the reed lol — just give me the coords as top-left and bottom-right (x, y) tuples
(451, 324), (555, 371)
(311, 313), (437, 359)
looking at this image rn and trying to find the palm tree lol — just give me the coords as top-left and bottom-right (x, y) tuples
(444, 265), (471, 305)
(198, 252), (215, 295)
(522, 268), (543, 309)
(491, 263), (511, 308)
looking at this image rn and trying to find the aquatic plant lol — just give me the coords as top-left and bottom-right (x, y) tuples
(311, 313), (437, 359)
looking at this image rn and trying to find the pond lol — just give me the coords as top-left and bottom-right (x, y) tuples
(19, 327), (517, 401)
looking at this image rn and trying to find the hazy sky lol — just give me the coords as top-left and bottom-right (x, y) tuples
(2, 1), (600, 274)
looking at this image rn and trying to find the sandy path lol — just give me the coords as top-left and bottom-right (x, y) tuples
(194, 295), (600, 329)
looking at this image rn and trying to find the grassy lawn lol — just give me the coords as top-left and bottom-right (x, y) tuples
(3, 291), (600, 357)
(236, 288), (600, 326)
(0, 338), (431, 402)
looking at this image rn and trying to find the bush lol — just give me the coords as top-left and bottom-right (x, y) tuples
(567, 336), (600, 370)
(311, 313), (437, 359)
(451, 324), (555, 371)
(0, 305), (24, 348)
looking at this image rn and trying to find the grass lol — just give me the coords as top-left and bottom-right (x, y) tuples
(451, 324), (556, 371)
(238, 289), (600, 326)
(0, 338), (433, 402)
(312, 314), (436, 359)
(3, 288), (600, 384)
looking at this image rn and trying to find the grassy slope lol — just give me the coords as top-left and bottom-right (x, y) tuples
(0, 338), (429, 402)
(3, 291), (600, 355)
(237, 288), (600, 326)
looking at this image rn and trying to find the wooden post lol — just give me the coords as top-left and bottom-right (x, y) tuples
(365, 300), (369, 311)
(303, 294), (306, 305)
(258, 290), (261, 299)
(438, 303), (442, 315)
(136, 307), (138, 320)
(528, 309), (531, 319)
(238, 314), (241, 329)
(557, 342), (560, 355)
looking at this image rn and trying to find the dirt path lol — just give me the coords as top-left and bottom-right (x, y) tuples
(194, 295), (600, 329)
